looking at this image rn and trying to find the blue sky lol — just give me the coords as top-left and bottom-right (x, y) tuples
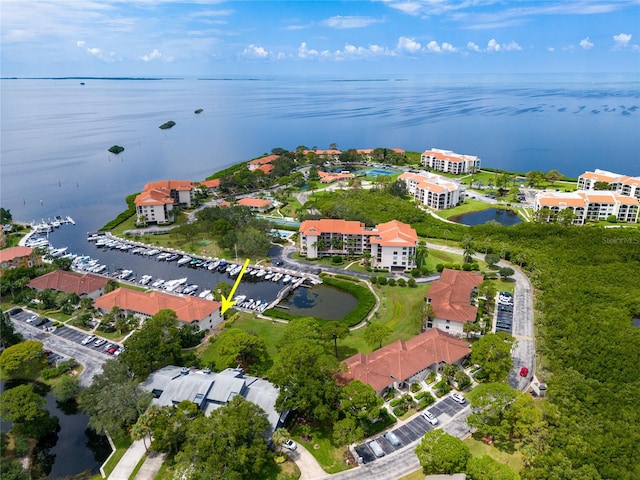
(2, 0), (639, 77)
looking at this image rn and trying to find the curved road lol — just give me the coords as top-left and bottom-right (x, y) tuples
(274, 241), (535, 480)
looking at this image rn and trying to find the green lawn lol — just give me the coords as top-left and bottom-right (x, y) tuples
(464, 437), (524, 472)
(290, 424), (352, 474)
(99, 435), (132, 479)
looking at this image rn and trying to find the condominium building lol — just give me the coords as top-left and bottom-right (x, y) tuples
(577, 169), (640, 199)
(534, 191), (639, 224)
(398, 171), (465, 210)
(143, 180), (195, 207)
(421, 148), (480, 174)
(0, 246), (42, 276)
(299, 219), (417, 271)
(135, 180), (195, 225)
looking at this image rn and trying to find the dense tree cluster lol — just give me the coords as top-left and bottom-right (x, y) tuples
(470, 332), (515, 383)
(470, 223), (640, 479)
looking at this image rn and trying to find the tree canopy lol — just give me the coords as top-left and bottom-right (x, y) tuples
(415, 430), (471, 475)
(470, 332), (515, 383)
(173, 396), (272, 479)
(0, 384), (58, 438)
(0, 340), (46, 379)
(364, 323), (392, 349)
(214, 327), (266, 370)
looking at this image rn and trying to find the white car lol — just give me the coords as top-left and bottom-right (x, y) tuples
(451, 392), (466, 404)
(81, 335), (96, 345)
(282, 439), (297, 451)
(94, 338), (107, 347)
(422, 410), (439, 425)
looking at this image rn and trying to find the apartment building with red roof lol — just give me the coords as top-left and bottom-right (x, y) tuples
(534, 191), (639, 224)
(426, 269), (483, 336)
(93, 287), (222, 330)
(200, 178), (221, 194)
(144, 180), (195, 207)
(28, 270), (109, 299)
(317, 171), (355, 183)
(421, 148), (480, 174)
(299, 219), (417, 271)
(0, 246), (42, 276)
(135, 179), (196, 225)
(247, 155), (279, 172)
(338, 328), (471, 394)
(303, 149), (342, 160)
(399, 171), (465, 210)
(577, 169), (640, 200)
(237, 197), (275, 213)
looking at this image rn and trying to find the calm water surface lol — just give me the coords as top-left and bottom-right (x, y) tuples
(450, 208), (523, 226)
(2, 74), (639, 230)
(280, 284), (358, 319)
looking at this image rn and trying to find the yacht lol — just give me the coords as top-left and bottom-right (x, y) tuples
(177, 256), (192, 266)
(151, 279), (165, 288)
(139, 275), (153, 285)
(199, 289), (212, 298)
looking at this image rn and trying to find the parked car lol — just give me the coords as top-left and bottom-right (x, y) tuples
(113, 346), (125, 357)
(422, 410), (439, 425)
(104, 343), (114, 351)
(519, 366), (529, 377)
(27, 314), (38, 323)
(34, 317), (47, 327)
(384, 431), (401, 446)
(107, 346), (118, 355)
(81, 335), (96, 345)
(9, 308), (22, 316)
(282, 439), (297, 451)
(368, 440), (385, 458)
(94, 338), (106, 347)
(451, 392), (466, 404)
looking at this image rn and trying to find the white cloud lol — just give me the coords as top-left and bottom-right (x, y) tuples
(323, 15), (379, 29)
(88, 47), (102, 56)
(76, 40), (86, 47)
(547, 47), (555, 52)
(613, 33), (631, 47)
(397, 36), (422, 53)
(426, 40), (441, 53)
(384, 1), (424, 16)
(467, 41), (481, 52)
(579, 37), (594, 50)
(337, 43), (394, 58)
(441, 42), (457, 52)
(241, 44), (269, 59)
(487, 38), (501, 52)
(503, 41), (522, 51)
(140, 49), (173, 62)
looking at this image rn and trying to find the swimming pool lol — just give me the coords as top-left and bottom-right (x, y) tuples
(356, 168), (399, 177)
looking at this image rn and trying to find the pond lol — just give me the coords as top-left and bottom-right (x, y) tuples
(449, 208), (523, 226)
(278, 284), (358, 320)
(0, 380), (111, 479)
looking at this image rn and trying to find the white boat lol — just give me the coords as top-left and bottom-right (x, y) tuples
(119, 270), (134, 280)
(264, 272), (274, 280)
(92, 265), (107, 274)
(272, 273), (283, 282)
(225, 263), (235, 273)
(229, 265), (242, 276)
(183, 284), (199, 295)
(233, 295), (246, 304)
(139, 275), (153, 285)
(66, 216), (75, 225)
(151, 279), (165, 288)
(164, 277), (188, 292)
(282, 274), (292, 284)
(205, 293), (214, 301)
(177, 256), (192, 266)
(255, 269), (266, 278)
(146, 249), (160, 256)
(208, 260), (220, 270)
(199, 289), (212, 298)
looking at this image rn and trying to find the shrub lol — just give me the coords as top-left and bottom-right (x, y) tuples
(393, 406), (406, 417)
(415, 391), (428, 400)
(397, 278), (406, 287)
(426, 371), (437, 384)
(434, 380), (451, 397)
(378, 276), (388, 286)
(332, 255), (343, 264)
(389, 397), (403, 407)
(436, 263), (445, 272)
(41, 363), (71, 379)
(387, 278), (396, 286)
(411, 269), (421, 278)
(370, 276), (378, 284)
(462, 263), (473, 271)
(410, 382), (422, 393)
(408, 278), (417, 288)
(13, 435), (30, 457)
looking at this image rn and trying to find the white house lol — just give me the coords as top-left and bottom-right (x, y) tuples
(534, 191), (639, 224)
(577, 169), (640, 199)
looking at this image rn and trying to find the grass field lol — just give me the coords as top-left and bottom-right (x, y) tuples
(464, 436), (524, 472)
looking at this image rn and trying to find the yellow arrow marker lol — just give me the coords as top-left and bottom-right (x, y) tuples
(220, 258), (251, 315)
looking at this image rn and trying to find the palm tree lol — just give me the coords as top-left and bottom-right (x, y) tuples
(461, 235), (475, 264)
(272, 428), (290, 454)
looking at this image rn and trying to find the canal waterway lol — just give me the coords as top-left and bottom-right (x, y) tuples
(449, 208), (522, 226)
(0, 380), (110, 479)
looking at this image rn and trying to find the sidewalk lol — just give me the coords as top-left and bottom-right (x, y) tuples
(288, 444), (327, 480)
(107, 438), (148, 480)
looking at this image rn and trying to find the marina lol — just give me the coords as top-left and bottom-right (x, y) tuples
(42, 225), (320, 313)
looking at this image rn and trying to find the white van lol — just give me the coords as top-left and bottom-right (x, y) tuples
(368, 440), (385, 458)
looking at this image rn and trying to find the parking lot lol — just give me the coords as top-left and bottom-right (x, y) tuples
(7, 307), (121, 358)
(353, 396), (467, 464)
(495, 292), (514, 334)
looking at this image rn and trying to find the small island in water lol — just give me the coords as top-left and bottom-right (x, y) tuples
(194, 108), (203, 114)
(108, 145), (124, 154)
(159, 121), (176, 130)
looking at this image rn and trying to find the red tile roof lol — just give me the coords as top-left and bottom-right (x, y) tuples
(339, 329), (471, 392)
(299, 219), (367, 236)
(0, 246), (34, 263)
(201, 179), (221, 189)
(256, 164), (274, 174)
(93, 287), (221, 324)
(144, 180), (194, 192)
(318, 171), (355, 183)
(369, 220), (418, 247)
(28, 270), (108, 295)
(427, 269), (483, 323)
(247, 155), (279, 166)
(135, 188), (174, 207)
(237, 198), (273, 208)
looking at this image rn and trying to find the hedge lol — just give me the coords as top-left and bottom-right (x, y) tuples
(100, 193), (138, 231)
